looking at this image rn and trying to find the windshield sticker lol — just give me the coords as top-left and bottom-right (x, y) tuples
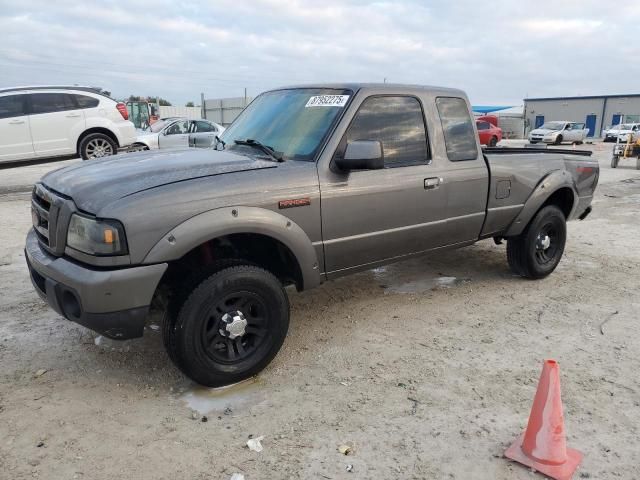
(305, 95), (350, 108)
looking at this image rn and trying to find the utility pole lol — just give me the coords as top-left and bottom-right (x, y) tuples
(200, 92), (205, 119)
(244, 87), (247, 107)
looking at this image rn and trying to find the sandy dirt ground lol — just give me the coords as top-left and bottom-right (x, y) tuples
(0, 143), (639, 480)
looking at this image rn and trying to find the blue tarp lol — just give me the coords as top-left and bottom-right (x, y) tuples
(471, 105), (513, 114)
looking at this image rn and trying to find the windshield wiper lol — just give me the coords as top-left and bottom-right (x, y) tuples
(234, 139), (284, 162)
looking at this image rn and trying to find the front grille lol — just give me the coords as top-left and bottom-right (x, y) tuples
(31, 184), (71, 255)
(32, 185), (53, 246)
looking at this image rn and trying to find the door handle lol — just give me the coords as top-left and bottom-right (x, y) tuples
(8, 119), (25, 125)
(424, 177), (443, 189)
(65, 113), (81, 118)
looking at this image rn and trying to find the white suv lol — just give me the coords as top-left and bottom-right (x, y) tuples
(0, 86), (136, 163)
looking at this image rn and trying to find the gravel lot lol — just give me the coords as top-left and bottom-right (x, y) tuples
(1, 143), (639, 480)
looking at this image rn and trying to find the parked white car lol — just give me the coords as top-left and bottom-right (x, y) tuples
(0, 86), (136, 163)
(132, 118), (225, 150)
(528, 121), (589, 145)
(603, 123), (640, 142)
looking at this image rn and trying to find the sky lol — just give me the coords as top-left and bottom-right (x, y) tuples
(1, 0), (639, 106)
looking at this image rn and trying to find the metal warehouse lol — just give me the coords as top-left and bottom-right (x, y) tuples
(524, 94), (640, 138)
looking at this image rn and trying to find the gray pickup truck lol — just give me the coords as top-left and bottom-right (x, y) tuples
(26, 84), (599, 386)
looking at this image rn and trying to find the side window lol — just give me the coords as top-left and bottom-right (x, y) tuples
(0, 95), (27, 119)
(194, 120), (215, 133)
(30, 93), (76, 114)
(476, 121), (489, 131)
(343, 96), (429, 167)
(73, 95), (99, 109)
(435, 97), (478, 162)
(165, 120), (189, 135)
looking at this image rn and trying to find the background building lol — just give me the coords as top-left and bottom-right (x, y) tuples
(524, 94), (640, 138)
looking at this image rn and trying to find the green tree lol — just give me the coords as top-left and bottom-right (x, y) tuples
(127, 95), (172, 106)
(186, 101), (195, 107)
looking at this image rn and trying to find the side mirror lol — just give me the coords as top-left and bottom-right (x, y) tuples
(334, 140), (384, 171)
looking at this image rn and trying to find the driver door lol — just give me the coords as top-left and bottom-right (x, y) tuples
(319, 95), (449, 275)
(159, 119), (190, 149)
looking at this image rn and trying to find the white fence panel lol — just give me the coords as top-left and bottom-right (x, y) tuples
(204, 96), (253, 126)
(159, 106), (203, 119)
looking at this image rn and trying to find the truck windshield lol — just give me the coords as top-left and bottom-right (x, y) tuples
(540, 122), (565, 131)
(220, 88), (352, 161)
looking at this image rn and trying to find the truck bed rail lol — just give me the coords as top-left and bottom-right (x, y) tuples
(483, 147), (592, 157)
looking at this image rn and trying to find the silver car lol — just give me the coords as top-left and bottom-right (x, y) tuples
(132, 118), (225, 150)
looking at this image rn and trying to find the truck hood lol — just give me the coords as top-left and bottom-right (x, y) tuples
(41, 149), (276, 213)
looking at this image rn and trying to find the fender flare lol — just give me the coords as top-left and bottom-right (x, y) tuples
(143, 206), (321, 290)
(504, 169), (578, 237)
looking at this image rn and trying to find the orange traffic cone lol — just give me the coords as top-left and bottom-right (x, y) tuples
(505, 360), (582, 480)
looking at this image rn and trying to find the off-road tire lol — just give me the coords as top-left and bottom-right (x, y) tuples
(162, 259), (249, 367)
(79, 133), (118, 160)
(507, 205), (567, 279)
(165, 265), (289, 387)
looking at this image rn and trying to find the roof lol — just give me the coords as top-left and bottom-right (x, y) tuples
(525, 93), (640, 102)
(269, 82), (466, 97)
(0, 85), (111, 98)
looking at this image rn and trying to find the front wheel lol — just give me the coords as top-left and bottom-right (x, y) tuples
(165, 265), (289, 387)
(554, 135), (563, 145)
(488, 136), (498, 147)
(507, 205), (567, 279)
(79, 133), (118, 160)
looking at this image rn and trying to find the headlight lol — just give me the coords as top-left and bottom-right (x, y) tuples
(66, 214), (128, 256)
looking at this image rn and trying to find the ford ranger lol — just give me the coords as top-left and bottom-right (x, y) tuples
(25, 84), (599, 386)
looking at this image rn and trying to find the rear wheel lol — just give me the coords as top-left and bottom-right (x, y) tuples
(611, 156), (619, 168)
(488, 136), (498, 147)
(165, 265), (289, 387)
(507, 205), (567, 279)
(79, 133), (118, 160)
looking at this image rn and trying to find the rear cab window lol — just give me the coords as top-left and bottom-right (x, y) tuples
(436, 97), (478, 161)
(0, 94), (27, 119)
(341, 95), (430, 168)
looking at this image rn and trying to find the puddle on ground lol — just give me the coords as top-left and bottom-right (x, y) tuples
(179, 377), (266, 415)
(93, 335), (134, 352)
(373, 265), (470, 294)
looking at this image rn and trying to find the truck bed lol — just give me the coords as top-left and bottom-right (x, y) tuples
(480, 147), (598, 238)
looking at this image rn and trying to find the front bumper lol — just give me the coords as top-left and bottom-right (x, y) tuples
(25, 229), (167, 339)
